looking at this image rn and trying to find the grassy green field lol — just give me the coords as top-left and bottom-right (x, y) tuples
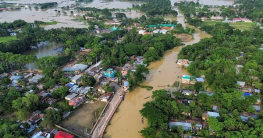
(204, 21), (256, 30)
(0, 36), (17, 43)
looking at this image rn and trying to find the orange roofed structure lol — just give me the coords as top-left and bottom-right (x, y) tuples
(55, 131), (74, 138)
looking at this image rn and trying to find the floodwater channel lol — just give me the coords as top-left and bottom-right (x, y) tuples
(104, 7), (211, 138)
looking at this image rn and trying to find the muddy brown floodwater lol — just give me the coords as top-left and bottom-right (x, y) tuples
(105, 7), (211, 138)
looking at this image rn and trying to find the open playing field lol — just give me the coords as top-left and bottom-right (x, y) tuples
(0, 36), (17, 43)
(204, 21), (256, 30)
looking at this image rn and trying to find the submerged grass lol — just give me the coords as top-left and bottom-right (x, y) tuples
(140, 85), (154, 91)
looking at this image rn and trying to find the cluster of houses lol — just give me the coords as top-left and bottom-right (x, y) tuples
(181, 74), (204, 85)
(19, 109), (75, 138)
(169, 89), (261, 134)
(173, 55), (262, 132)
(138, 24), (175, 35)
(3, 53), (145, 137)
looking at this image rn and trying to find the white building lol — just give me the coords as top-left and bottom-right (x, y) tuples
(71, 75), (82, 84)
(138, 30), (146, 35)
(65, 93), (78, 101)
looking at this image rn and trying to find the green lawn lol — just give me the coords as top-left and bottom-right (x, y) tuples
(0, 36), (17, 43)
(204, 21), (256, 30)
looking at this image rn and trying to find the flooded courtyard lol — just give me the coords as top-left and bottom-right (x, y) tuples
(61, 101), (106, 137)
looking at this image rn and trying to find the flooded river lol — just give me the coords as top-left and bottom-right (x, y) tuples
(104, 7), (210, 138)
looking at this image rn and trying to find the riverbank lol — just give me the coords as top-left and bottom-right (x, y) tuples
(104, 7), (211, 138)
(104, 46), (189, 138)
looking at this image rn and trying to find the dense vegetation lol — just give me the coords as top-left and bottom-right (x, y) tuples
(0, 52), (36, 72)
(0, 120), (28, 138)
(140, 89), (262, 137)
(235, 0), (263, 22)
(140, 1), (263, 137)
(39, 2), (58, 9)
(0, 20), (28, 37)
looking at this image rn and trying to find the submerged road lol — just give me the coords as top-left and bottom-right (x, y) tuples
(91, 82), (123, 138)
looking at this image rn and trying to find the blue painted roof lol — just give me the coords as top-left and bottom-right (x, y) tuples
(124, 81), (129, 87)
(67, 83), (74, 87)
(196, 78), (204, 82)
(243, 92), (251, 96)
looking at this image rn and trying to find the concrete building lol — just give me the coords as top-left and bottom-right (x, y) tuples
(71, 75), (82, 84)
(65, 93), (78, 101)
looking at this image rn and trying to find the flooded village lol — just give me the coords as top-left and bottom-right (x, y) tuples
(3, 0), (263, 138)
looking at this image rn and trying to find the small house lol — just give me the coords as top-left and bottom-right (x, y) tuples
(69, 85), (79, 93)
(254, 89), (260, 93)
(99, 92), (112, 102)
(104, 68), (116, 78)
(10, 75), (23, 80)
(29, 74), (44, 84)
(27, 111), (45, 125)
(78, 86), (91, 95)
(212, 105), (220, 112)
(202, 111), (220, 120)
(236, 65), (244, 74)
(10, 32), (17, 36)
(237, 81), (245, 87)
(65, 93), (78, 101)
(71, 75), (82, 84)
(159, 29), (168, 34)
(66, 82), (75, 88)
(121, 70), (128, 77)
(69, 96), (84, 108)
(181, 75), (191, 84)
(252, 105), (261, 112)
(153, 29), (160, 34)
(201, 17), (208, 21)
(211, 16), (224, 20)
(196, 78), (204, 82)
(40, 97), (57, 105)
(138, 30), (146, 35)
